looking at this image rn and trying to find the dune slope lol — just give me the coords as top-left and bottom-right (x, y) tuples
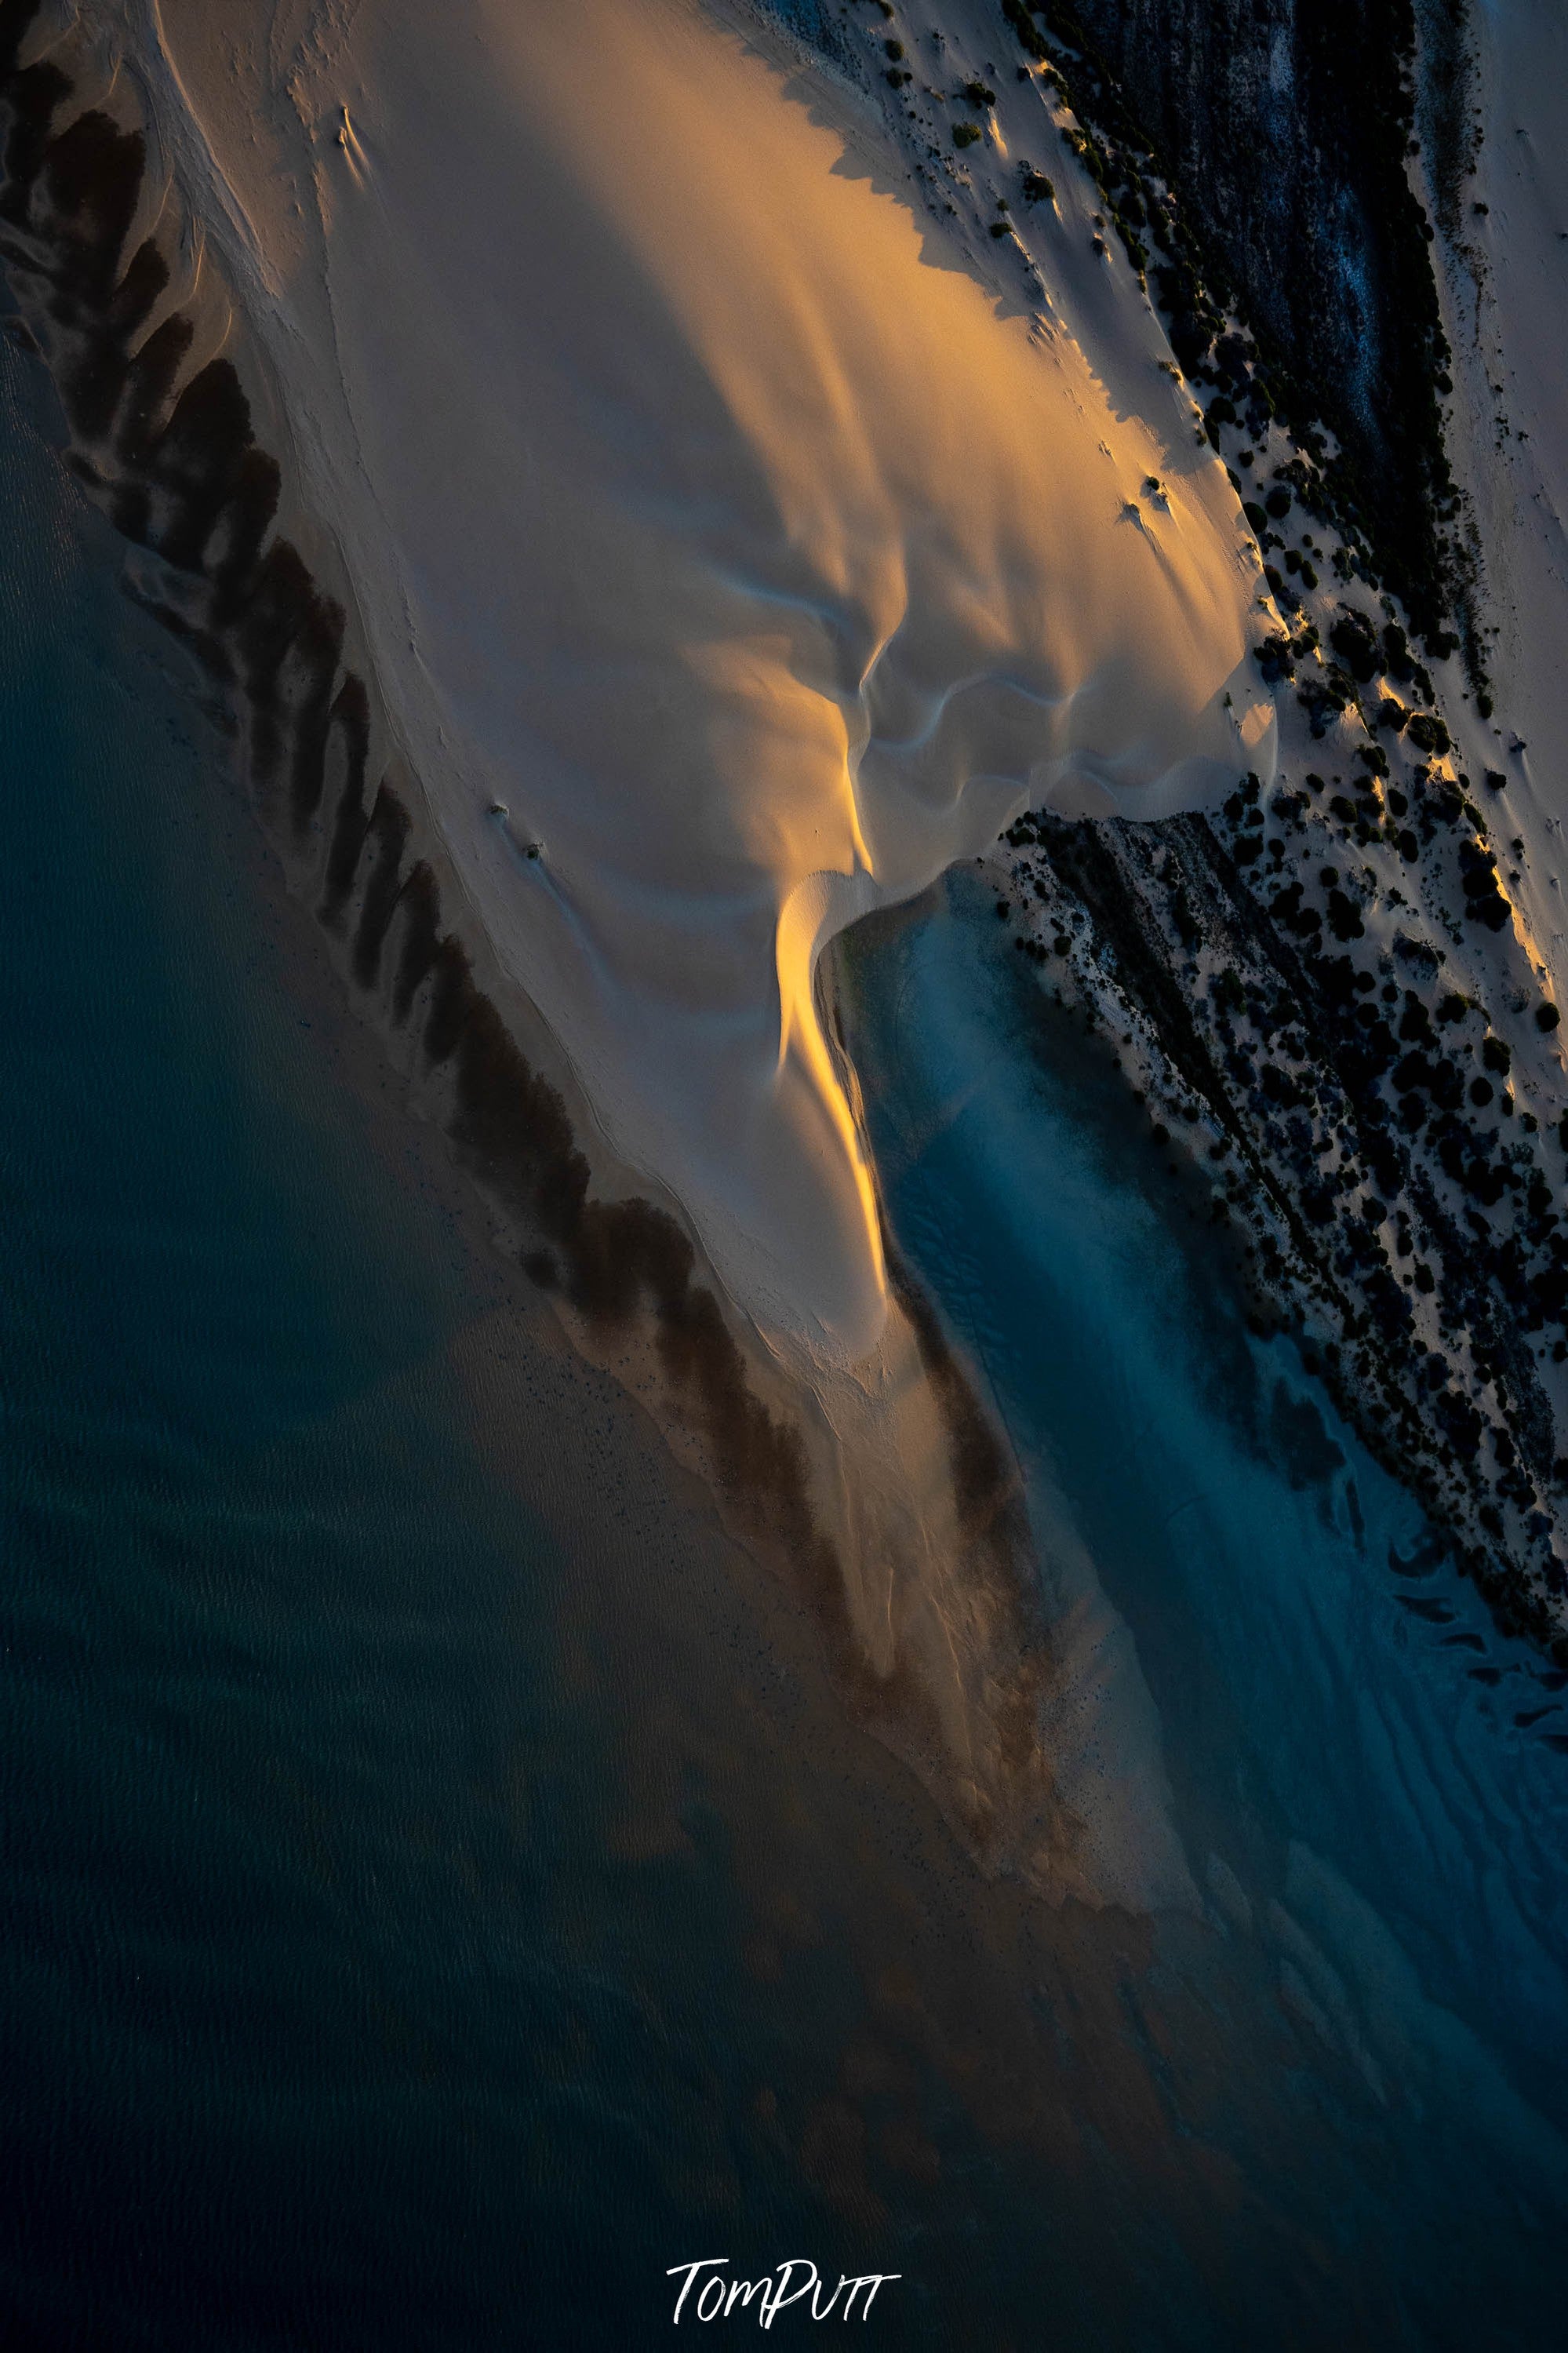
(118, 0), (1269, 1362)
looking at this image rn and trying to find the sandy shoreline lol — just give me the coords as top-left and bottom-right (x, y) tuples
(0, 0), (1177, 1898)
(111, 0), (1269, 1367)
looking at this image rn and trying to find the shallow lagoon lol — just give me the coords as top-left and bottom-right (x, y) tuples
(841, 871), (1568, 2338)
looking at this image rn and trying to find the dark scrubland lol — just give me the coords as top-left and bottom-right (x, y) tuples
(1001, 756), (1568, 1664)
(1001, 0), (1472, 674)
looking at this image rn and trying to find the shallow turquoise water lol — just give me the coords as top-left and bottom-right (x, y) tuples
(842, 875), (1568, 2342)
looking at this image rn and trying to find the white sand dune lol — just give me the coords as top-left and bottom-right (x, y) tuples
(1439, 0), (1568, 960)
(106, 0), (1269, 1364)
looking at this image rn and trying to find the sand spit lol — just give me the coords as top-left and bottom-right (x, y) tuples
(111, 0), (1268, 1364)
(0, 0), (1230, 1904)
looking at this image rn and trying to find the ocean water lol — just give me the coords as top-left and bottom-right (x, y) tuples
(4, 289), (1568, 2352)
(0, 327), (966, 2347)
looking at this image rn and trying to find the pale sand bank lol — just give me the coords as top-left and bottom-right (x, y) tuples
(107, 0), (1271, 1364)
(0, 0), (1283, 1894)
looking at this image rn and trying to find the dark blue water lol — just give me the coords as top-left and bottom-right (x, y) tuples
(5, 292), (1568, 2351)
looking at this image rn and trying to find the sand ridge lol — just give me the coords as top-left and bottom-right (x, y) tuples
(112, 0), (1272, 1368)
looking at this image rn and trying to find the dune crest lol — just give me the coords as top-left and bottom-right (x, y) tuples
(122, 0), (1269, 1364)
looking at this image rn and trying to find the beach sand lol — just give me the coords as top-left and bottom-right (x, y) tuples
(111, 0), (1271, 1363)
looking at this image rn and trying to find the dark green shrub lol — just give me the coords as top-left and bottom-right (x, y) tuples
(1001, 0), (1050, 60)
(1406, 711), (1450, 755)
(1329, 611), (1380, 681)
(953, 122), (981, 149)
(1381, 621), (1414, 682)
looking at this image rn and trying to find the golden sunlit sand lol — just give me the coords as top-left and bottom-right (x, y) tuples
(121, 0), (1271, 1368)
